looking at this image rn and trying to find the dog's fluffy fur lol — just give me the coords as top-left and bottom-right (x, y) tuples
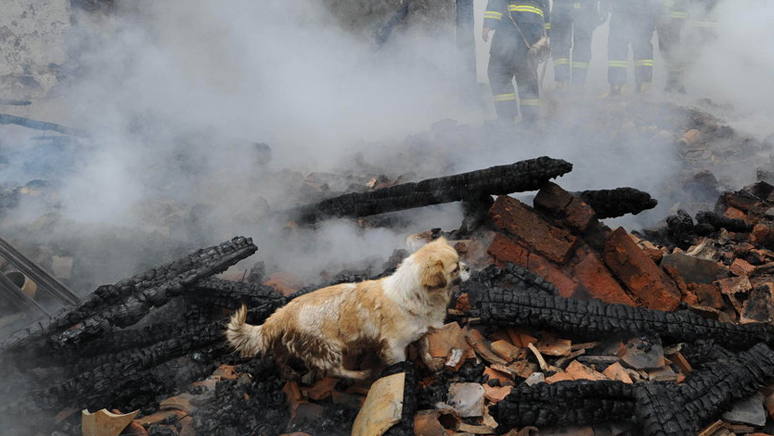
(226, 237), (469, 380)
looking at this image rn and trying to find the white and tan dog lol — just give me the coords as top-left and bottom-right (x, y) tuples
(226, 237), (469, 380)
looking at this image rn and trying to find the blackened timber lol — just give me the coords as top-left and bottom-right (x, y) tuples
(574, 188), (658, 219)
(491, 380), (636, 429)
(0, 237), (257, 354)
(187, 277), (285, 311)
(636, 343), (774, 436)
(493, 344), (774, 435)
(469, 287), (774, 349)
(291, 157), (573, 224)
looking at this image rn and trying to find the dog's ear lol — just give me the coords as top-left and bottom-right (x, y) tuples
(422, 260), (447, 289)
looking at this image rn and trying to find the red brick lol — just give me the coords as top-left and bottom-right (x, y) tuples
(488, 232), (579, 298)
(527, 253), (580, 298)
(723, 206), (747, 221)
(730, 258), (756, 277)
(752, 224), (774, 247)
(603, 227), (681, 311)
(572, 251), (636, 306)
(489, 196), (578, 264)
(686, 283), (725, 309)
(487, 233), (528, 266)
(534, 182), (574, 213)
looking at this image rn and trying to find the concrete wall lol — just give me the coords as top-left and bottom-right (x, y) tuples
(0, 0), (70, 98)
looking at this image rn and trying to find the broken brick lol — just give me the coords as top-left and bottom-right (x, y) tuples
(717, 276), (753, 314)
(604, 227), (681, 311)
(491, 340), (525, 362)
(602, 362), (633, 383)
(724, 206), (747, 221)
(668, 352), (693, 374)
(572, 251), (636, 306)
(535, 333), (572, 357)
(484, 366), (513, 385)
(488, 196), (578, 264)
(731, 258), (756, 277)
(534, 182), (597, 233)
(685, 283), (725, 309)
(414, 411), (446, 436)
(545, 371), (574, 384)
(427, 322), (470, 358)
(483, 384), (512, 403)
(565, 360), (608, 381)
(487, 232), (528, 267)
(752, 224), (774, 248)
(466, 328), (508, 365)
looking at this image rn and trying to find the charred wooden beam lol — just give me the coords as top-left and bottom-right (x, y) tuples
(187, 277), (285, 311)
(289, 157), (573, 224)
(0, 237), (257, 355)
(491, 380), (636, 429)
(574, 188), (657, 219)
(694, 210), (751, 234)
(636, 342), (774, 436)
(494, 343), (774, 435)
(468, 285), (774, 349)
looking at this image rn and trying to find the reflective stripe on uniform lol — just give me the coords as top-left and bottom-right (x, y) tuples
(493, 93), (517, 102)
(508, 5), (545, 16)
(521, 98), (541, 106)
(554, 58), (569, 66)
(572, 61), (589, 68)
(634, 59), (654, 67)
(545, 22), (551, 30)
(574, 2), (581, 8)
(671, 11), (688, 18)
(484, 11), (504, 20)
(608, 60), (628, 68)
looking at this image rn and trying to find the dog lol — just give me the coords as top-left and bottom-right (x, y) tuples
(226, 237), (469, 380)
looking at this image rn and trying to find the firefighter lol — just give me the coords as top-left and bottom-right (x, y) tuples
(483, 0), (550, 126)
(604, 0), (660, 96)
(550, 0), (603, 91)
(657, 0), (689, 93)
(657, 0), (718, 93)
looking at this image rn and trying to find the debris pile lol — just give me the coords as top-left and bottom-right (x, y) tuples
(3, 150), (774, 436)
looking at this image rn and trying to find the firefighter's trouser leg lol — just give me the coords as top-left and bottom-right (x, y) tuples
(607, 12), (629, 85)
(552, 10), (572, 83)
(632, 18), (655, 84)
(571, 17), (594, 84)
(658, 18), (686, 88)
(515, 61), (540, 124)
(488, 55), (518, 124)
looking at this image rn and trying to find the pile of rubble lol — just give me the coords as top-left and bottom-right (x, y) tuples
(3, 150), (774, 436)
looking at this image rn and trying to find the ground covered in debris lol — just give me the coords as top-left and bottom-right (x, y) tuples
(2, 96), (774, 436)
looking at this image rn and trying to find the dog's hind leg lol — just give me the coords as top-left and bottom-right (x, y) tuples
(329, 366), (374, 381)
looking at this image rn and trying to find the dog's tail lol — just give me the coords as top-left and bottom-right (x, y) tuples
(226, 305), (269, 358)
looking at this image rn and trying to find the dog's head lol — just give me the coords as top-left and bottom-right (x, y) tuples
(413, 237), (470, 291)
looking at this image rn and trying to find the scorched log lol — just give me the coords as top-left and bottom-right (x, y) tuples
(468, 286), (774, 350)
(289, 156), (573, 224)
(493, 343), (774, 435)
(574, 187), (658, 219)
(0, 236), (257, 356)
